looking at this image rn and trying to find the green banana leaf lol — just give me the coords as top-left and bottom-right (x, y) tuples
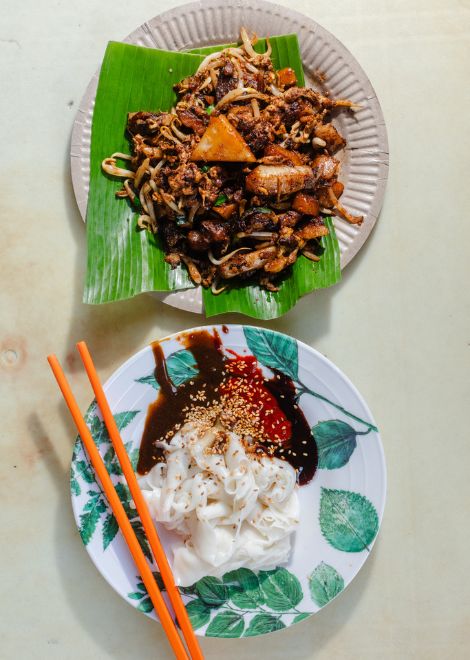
(202, 216), (340, 318)
(84, 37), (341, 318)
(84, 42), (201, 303)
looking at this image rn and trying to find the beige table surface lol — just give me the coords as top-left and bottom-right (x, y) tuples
(1, 0), (469, 658)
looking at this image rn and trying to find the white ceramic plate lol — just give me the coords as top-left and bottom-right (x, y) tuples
(71, 0), (389, 314)
(71, 324), (386, 638)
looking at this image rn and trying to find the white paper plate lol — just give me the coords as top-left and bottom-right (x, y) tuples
(70, 324), (386, 638)
(71, 0), (389, 314)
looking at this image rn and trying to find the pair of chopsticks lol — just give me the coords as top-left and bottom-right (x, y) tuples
(48, 342), (204, 660)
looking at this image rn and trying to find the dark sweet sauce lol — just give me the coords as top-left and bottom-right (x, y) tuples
(137, 329), (318, 485)
(264, 371), (317, 485)
(137, 330), (227, 474)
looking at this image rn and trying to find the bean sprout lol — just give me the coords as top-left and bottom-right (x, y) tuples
(160, 192), (181, 214)
(123, 179), (135, 201)
(102, 157), (134, 178)
(171, 122), (191, 142)
(215, 87), (268, 109)
(160, 125), (182, 146)
(198, 75), (213, 91)
(196, 52), (225, 73)
(188, 203), (200, 224)
(235, 232), (275, 239)
(134, 158), (150, 188)
(302, 249), (321, 262)
(209, 68), (218, 89)
(240, 27), (258, 58)
(208, 247), (250, 265)
(139, 187), (149, 213)
(111, 152), (132, 160)
(137, 214), (153, 230)
(251, 98), (260, 118)
(211, 279), (228, 295)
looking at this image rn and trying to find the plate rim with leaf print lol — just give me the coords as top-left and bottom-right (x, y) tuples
(70, 324), (386, 638)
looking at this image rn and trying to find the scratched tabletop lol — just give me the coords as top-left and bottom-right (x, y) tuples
(1, 1), (469, 658)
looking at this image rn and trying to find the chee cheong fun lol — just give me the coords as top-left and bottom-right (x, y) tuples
(103, 28), (361, 295)
(139, 422), (299, 586)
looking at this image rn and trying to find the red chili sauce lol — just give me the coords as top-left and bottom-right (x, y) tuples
(137, 329), (317, 485)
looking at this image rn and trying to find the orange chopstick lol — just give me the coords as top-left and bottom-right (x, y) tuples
(76, 342), (204, 660)
(47, 354), (190, 660)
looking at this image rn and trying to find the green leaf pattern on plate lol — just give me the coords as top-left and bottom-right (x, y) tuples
(130, 519), (153, 561)
(243, 327), (298, 381)
(102, 513), (119, 550)
(319, 488), (379, 552)
(79, 490), (107, 544)
(244, 613), (286, 636)
(114, 482), (134, 518)
(308, 562), (344, 606)
(75, 459), (96, 484)
(166, 349), (198, 386)
(136, 348), (198, 389)
(127, 566), (313, 637)
(315, 420), (372, 469)
(72, 404), (143, 552)
(137, 597), (154, 613)
(223, 568), (265, 609)
(185, 599), (212, 629)
(134, 374), (157, 388)
(292, 612), (311, 624)
(243, 328), (377, 437)
(206, 611), (245, 638)
(70, 472), (81, 496)
(195, 576), (229, 607)
(258, 568), (303, 611)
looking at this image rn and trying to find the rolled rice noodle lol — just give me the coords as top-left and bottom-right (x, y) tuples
(139, 423), (299, 586)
